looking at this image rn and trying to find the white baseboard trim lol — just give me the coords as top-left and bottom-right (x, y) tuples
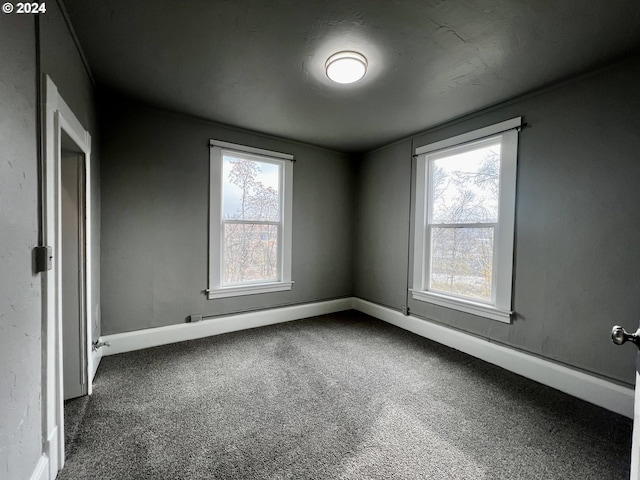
(100, 298), (354, 356)
(29, 454), (49, 480)
(353, 298), (635, 418)
(96, 296), (634, 418)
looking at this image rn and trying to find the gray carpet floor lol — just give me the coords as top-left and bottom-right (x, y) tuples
(60, 311), (632, 479)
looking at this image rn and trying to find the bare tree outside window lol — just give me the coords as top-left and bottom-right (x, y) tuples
(429, 144), (501, 302)
(222, 155), (281, 285)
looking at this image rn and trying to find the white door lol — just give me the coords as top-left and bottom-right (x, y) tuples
(61, 147), (87, 400)
(611, 326), (640, 479)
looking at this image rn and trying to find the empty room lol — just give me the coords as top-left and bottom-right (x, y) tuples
(3, 1), (640, 479)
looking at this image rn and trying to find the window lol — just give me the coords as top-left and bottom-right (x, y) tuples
(208, 140), (293, 299)
(411, 117), (521, 322)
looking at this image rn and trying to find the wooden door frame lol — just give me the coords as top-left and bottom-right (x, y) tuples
(42, 76), (95, 478)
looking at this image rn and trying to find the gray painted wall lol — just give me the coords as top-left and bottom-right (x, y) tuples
(100, 97), (355, 335)
(40, 1), (101, 343)
(0, 14), (41, 480)
(0, 3), (100, 477)
(354, 56), (640, 386)
(354, 140), (412, 310)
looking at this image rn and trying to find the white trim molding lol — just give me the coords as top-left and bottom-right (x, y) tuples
(100, 298), (352, 356)
(353, 298), (634, 418)
(29, 455), (49, 480)
(90, 347), (102, 387)
(42, 425), (60, 480)
(208, 140), (294, 300)
(410, 289), (512, 323)
(631, 372), (640, 478)
(42, 76), (94, 478)
(207, 281), (294, 299)
(96, 297), (633, 419)
(209, 139), (294, 161)
(415, 117), (523, 156)
(412, 117), (521, 323)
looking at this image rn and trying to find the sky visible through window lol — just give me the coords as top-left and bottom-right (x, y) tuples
(223, 155), (280, 219)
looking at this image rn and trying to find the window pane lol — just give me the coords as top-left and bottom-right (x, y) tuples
(222, 155), (280, 221)
(431, 143), (501, 224)
(429, 227), (494, 302)
(223, 223), (278, 285)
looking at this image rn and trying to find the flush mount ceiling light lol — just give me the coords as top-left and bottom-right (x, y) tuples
(325, 51), (368, 84)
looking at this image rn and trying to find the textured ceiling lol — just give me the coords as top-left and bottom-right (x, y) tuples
(63, 0), (640, 153)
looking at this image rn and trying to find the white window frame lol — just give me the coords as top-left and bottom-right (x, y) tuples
(411, 117), (521, 323)
(208, 139), (293, 299)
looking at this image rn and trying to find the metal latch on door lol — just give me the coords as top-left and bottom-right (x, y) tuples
(92, 340), (110, 351)
(611, 326), (640, 349)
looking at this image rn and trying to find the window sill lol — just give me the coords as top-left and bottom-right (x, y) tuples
(410, 289), (512, 323)
(207, 282), (293, 300)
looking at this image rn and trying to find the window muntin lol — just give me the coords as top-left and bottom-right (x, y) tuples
(222, 153), (282, 286)
(209, 140), (293, 299)
(412, 117), (521, 323)
(427, 138), (501, 304)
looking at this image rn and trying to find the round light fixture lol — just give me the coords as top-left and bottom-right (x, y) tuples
(325, 51), (368, 84)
